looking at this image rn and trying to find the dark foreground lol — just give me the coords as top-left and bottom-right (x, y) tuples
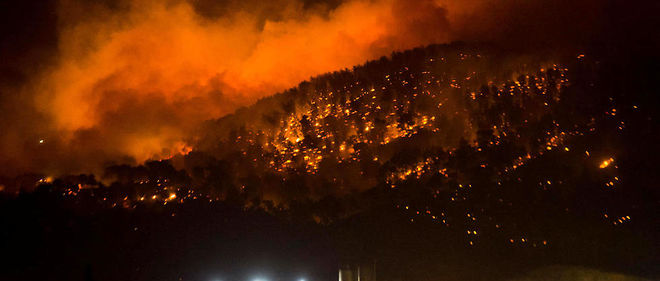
(1, 191), (657, 281)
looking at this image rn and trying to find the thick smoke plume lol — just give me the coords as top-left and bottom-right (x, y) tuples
(0, 0), (645, 177)
(9, 0), (452, 176)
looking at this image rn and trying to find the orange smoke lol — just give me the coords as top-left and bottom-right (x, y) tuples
(32, 0), (450, 172)
(1, 0), (606, 177)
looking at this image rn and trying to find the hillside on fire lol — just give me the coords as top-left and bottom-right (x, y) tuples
(3, 42), (657, 280)
(185, 42), (656, 221)
(2, 0), (659, 280)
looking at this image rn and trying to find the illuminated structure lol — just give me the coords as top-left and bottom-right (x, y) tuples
(339, 263), (375, 281)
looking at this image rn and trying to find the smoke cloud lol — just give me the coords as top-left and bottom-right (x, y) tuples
(6, 0), (450, 175)
(0, 0), (649, 177)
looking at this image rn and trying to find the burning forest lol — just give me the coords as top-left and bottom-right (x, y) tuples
(0, 0), (658, 281)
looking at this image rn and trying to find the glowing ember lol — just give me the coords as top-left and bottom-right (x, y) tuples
(599, 158), (614, 169)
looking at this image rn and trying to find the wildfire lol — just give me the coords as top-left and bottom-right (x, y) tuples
(599, 158), (614, 169)
(28, 0), (453, 171)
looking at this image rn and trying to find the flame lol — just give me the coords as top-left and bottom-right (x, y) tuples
(599, 158), (614, 169)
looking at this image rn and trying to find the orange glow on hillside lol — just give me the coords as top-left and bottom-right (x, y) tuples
(34, 0), (450, 165)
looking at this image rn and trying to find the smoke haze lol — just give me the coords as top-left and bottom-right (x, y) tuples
(0, 0), (654, 176)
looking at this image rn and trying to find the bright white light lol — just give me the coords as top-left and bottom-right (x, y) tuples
(298, 278), (307, 281)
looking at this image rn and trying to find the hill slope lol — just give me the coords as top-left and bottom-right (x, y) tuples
(3, 42), (658, 280)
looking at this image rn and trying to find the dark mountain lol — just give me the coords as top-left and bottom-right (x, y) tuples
(187, 42), (657, 227)
(2, 42), (658, 280)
